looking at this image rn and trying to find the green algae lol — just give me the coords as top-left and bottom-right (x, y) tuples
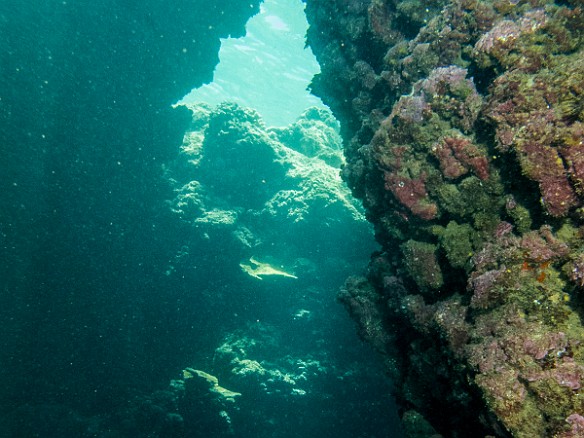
(401, 240), (444, 291)
(440, 221), (475, 269)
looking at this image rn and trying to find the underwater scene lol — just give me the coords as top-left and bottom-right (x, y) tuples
(1, 0), (583, 437)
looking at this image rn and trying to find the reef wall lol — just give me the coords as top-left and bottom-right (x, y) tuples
(0, 0), (260, 419)
(304, 0), (584, 436)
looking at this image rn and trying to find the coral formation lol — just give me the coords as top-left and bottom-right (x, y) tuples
(305, 0), (584, 436)
(168, 102), (365, 229)
(165, 102), (370, 279)
(182, 368), (242, 402)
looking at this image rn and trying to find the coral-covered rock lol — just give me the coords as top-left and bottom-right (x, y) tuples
(338, 276), (392, 354)
(419, 66), (483, 133)
(473, 10), (549, 69)
(401, 240), (444, 291)
(384, 172), (438, 220)
(305, 0), (584, 436)
(439, 221), (475, 269)
(433, 136), (489, 181)
(560, 414), (584, 438)
(486, 54), (584, 217)
(565, 250), (584, 287)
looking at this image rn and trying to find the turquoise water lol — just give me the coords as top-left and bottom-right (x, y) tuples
(182, 0), (325, 126)
(0, 1), (402, 437)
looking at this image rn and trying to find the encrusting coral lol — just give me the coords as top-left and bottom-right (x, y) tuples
(305, 0), (584, 436)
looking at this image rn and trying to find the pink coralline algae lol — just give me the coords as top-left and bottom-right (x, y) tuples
(465, 308), (584, 435)
(469, 268), (504, 309)
(560, 122), (584, 195)
(418, 66), (483, 133)
(567, 251), (584, 287)
(472, 225), (569, 270)
(433, 136), (489, 181)
(486, 57), (584, 217)
(371, 122), (440, 221)
(561, 414), (584, 438)
(473, 10), (548, 69)
(523, 357), (584, 390)
(389, 94), (428, 125)
(551, 359), (584, 391)
(384, 172), (438, 220)
(518, 142), (579, 217)
(474, 20), (521, 57)
(420, 66), (469, 97)
(467, 225), (571, 309)
(522, 331), (568, 361)
(520, 226), (570, 263)
(494, 220), (514, 238)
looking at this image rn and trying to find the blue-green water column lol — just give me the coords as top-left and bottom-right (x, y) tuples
(0, 0), (261, 411)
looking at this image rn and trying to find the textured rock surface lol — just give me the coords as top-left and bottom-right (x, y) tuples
(305, 0), (584, 436)
(166, 102), (368, 268)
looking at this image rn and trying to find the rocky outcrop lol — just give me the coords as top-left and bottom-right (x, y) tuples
(305, 0), (584, 436)
(166, 102), (369, 272)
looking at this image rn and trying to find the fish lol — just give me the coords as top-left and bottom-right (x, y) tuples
(239, 257), (298, 280)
